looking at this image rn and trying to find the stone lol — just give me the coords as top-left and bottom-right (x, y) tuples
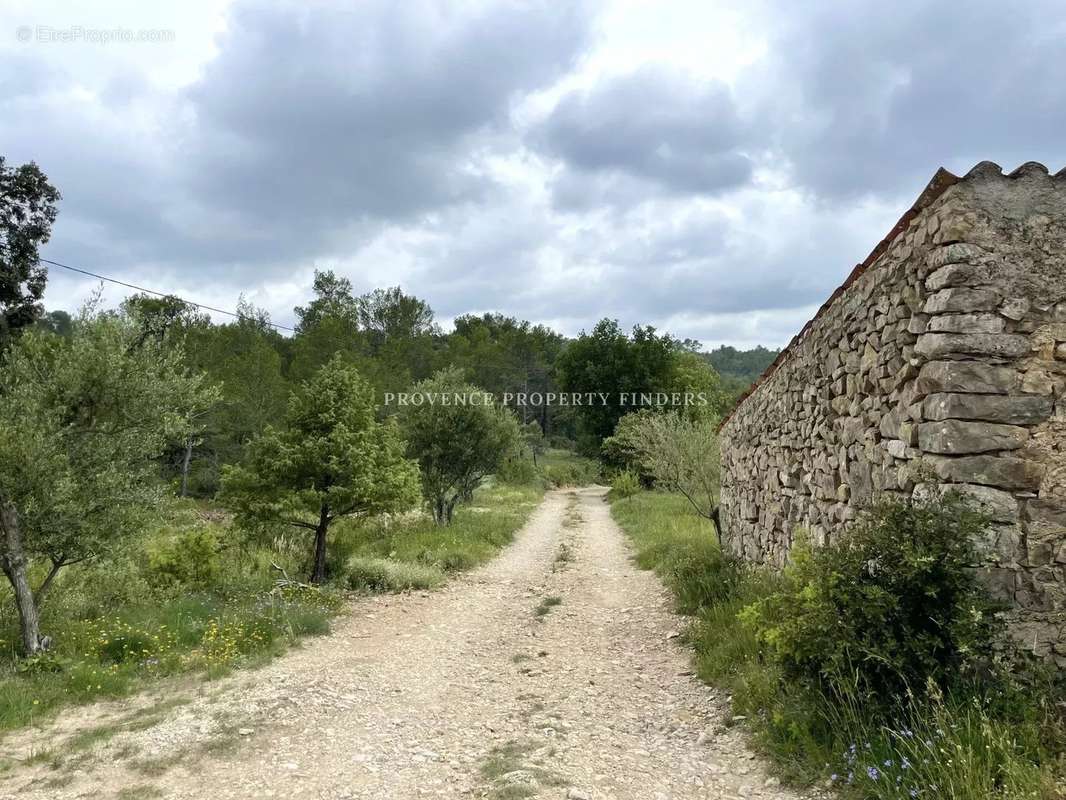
(932, 455), (1046, 491)
(923, 287), (1000, 314)
(926, 313), (1005, 334)
(926, 242), (986, 268)
(914, 333), (1030, 360)
(1000, 297), (1031, 320)
(915, 361), (1018, 394)
(922, 393), (1053, 424)
(718, 179), (1066, 664)
(1021, 369), (1058, 395)
(926, 263), (992, 291)
(940, 483), (1019, 522)
(918, 420), (1028, 453)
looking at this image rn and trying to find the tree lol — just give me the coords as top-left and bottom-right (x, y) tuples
(0, 158), (61, 349)
(399, 367), (521, 525)
(0, 311), (214, 654)
(34, 309), (73, 338)
(181, 304), (289, 496)
(221, 356), (419, 583)
(605, 411), (722, 539)
(294, 270), (360, 334)
(669, 350), (731, 419)
(521, 420), (546, 467)
(555, 319), (678, 454)
(357, 286), (436, 351)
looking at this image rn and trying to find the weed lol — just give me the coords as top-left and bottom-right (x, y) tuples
(534, 596), (562, 618)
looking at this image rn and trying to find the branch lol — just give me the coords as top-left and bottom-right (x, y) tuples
(281, 518), (319, 531)
(36, 554), (88, 604)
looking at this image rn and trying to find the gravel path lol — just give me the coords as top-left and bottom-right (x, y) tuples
(0, 487), (811, 800)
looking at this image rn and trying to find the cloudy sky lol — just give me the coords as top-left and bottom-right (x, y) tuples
(3, 0), (1065, 348)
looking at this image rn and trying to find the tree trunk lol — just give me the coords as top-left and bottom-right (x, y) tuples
(0, 503), (44, 655)
(179, 437), (193, 498)
(310, 505), (330, 584)
(710, 505), (723, 547)
(432, 496), (447, 526)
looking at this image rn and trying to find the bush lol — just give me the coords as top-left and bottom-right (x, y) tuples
(145, 527), (221, 588)
(497, 451), (538, 485)
(345, 556), (445, 592)
(609, 469), (640, 500)
(745, 492), (1003, 705)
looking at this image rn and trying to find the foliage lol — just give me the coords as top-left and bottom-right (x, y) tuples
(603, 411), (720, 528)
(745, 493), (1004, 705)
(0, 311), (215, 653)
(0, 157), (61, 348)
(330, 483), (543, 577)
(539, 449), (600, 487)
(181, 310), (289, 495)
(145, 528), (221, 588)
(399, 367), (521, 524)
(554, 319), (679, 454)
(610, 490), (1064, 799)
(0, 498), (339, 732)
(221, 355), (420, 582)
(668, 350), (732, 418)
(345, 557), (444, 592)
(608, 470), (641, 500)
(704, 345), (779, 383)
(445, 313), (565, 438)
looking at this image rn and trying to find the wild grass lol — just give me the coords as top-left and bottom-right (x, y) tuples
(332, 482), (544, 587)
(610, 490), (1065, 800)
(534, 596), (562, 618)
(0, 477), (546, 737)
(539, 449), (600, 487)
(0, 499), (333, 733)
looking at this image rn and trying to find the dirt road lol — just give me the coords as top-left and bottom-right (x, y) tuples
(0, 488), (809, 800)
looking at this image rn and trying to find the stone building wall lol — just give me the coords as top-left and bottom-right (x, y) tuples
(719, 162), (1066, 661)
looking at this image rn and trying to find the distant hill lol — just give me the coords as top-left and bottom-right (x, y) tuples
(704, 345), (779, 386)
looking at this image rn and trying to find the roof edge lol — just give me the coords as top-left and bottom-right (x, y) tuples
(718, 165), (963, 431)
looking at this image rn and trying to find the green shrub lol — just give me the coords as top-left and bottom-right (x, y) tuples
(744, 492), (1003, 705)
(145, 528), (221, 588)
(662, 536), (747, 615)
(497, 452), (538, 485)
(609, 469), (641, 500)
(345, 556), (445, 592)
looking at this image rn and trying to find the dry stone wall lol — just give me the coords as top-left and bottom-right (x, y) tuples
(719, 162), (1066, 662)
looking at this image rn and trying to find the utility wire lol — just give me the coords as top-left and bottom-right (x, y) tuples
(36, 255), (298, 333)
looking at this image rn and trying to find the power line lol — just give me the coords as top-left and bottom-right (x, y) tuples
(37, 256), (297, 333)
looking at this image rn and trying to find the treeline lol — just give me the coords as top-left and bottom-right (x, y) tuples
(32, 274), (771, 494)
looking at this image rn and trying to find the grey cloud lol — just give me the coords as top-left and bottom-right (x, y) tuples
(3, 0), (594, 279)
(185, 0), (594, 234)
(755, 0), (1066, 199)
(532, 65), (754, 206)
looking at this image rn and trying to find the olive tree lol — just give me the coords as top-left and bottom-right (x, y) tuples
(607, 411), (722, 539)
(221, 356), (419, 583)
(0, 311), (214, 654)
(399, 368), (521, 525)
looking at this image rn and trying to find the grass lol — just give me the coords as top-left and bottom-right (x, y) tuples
(534, 596), (562, 618)
(0, 479), (546, 737)
(479, 737), (565, 799)
(610, 489), (1065, 800)
(539, 449), (600, 487)
(332, 483), (544, 586)
(0, 483), (531, 737)
(0, 501), (342, 735)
